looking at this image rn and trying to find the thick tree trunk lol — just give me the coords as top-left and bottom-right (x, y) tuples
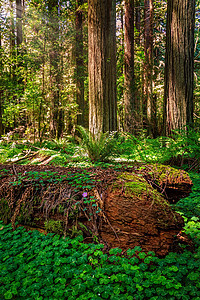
(144, 0), (154, 135)
(76, 0), (85, 127)
(124, 0), (135, 133)
(164, 0), (195, 135)
(88, 0), (117, 136)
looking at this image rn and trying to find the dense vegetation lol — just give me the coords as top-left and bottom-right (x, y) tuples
(0, 131), (200, 299)
(0, 171), (200, 300)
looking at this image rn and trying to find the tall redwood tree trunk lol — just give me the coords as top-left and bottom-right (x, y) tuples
(76, 0), (85, 127)
(48, 0), (62, 138)
(144, 0), (154, 135)
(124, 0), (135, 133)
(164, 0), (195, 135)
(88, 0), (117, 136)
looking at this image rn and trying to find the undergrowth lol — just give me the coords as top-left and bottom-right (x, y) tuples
(1, 128), (200, 299)
(0, 172), (200, 300)
(77, 126), (119, 162)
(0, 221), (200, 300)
(1, 127), (200, 169)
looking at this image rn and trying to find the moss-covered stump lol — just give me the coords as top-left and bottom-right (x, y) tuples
(0, 163), (192, 256)
(100, 172), (184, 256)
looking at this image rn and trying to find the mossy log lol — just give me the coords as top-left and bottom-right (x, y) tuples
(0, 163), (193, 256)
(101, 172), (185, 256)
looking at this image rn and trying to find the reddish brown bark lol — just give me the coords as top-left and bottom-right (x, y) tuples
(48, 0), (63, 138)
(144, 0), (154, 135)
(124, 0), (135, 133)
(76, 0), (85, 127)
(164, 0), (195, 135)
(88, 0), (117, 136)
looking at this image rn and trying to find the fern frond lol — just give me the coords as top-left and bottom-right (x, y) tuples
(77, 126), (118, 161)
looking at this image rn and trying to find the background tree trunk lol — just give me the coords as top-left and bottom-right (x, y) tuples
(76, 0), (85, 127)
(164, 0), (195, 135)
(88, 0), (117, 136)
(48, 0), (62, 139)
(16, 0), (23, 47)
(135, 1), (141, 45)
(144, 0), (154, 135)
(124, 0), (135, 133)
(10, 0), (15, 79)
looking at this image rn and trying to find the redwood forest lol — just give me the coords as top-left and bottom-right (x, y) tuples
(0, 0), (200, 299)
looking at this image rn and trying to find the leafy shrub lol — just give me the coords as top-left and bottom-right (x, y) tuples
(41, 139), (78, 155)
(171, 127), (200, 160)
(114, 132), (177, 163)
(175, 173), (200, 219)
(0, 142), (29, 163)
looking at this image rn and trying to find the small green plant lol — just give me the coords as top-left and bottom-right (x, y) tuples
(175, 173), (200, 218)
(77, 126), (119, 162)
(44, 220), (64, 234)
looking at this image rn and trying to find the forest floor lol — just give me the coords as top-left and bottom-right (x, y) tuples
(0, 136), (200, 299)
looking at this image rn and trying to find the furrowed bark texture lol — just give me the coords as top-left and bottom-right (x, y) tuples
(48, 0), (62, 138)
(88, 0), (117, 136)
(124, 0), (135, 133)
(144, 0), (153, 134)
(76, 0), (85, 127)
(164, 0), (195, 135)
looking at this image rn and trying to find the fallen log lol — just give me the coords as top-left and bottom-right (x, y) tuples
(0, 163), (193, 256)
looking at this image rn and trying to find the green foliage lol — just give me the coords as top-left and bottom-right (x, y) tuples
(174, 172), (200, 252)
(0, 139), (79, 166)
(0, 141), (29, 164)
(1, 126), (200, 168)
(183, 216), (200, 247)
(116, 127), (200, 166)
(44, 220), (64, 234)
(0, 221), (200, 300)
(1, 163), (200, 299)
(78, 126), (119, 162)
(175, 173), (200, 218)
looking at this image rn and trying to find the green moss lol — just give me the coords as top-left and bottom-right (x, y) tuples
(44, 219), (64, 234)
(117, 172), (169, 206)
(146, 164), (190, 185)
(0, 199), (11, 224)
